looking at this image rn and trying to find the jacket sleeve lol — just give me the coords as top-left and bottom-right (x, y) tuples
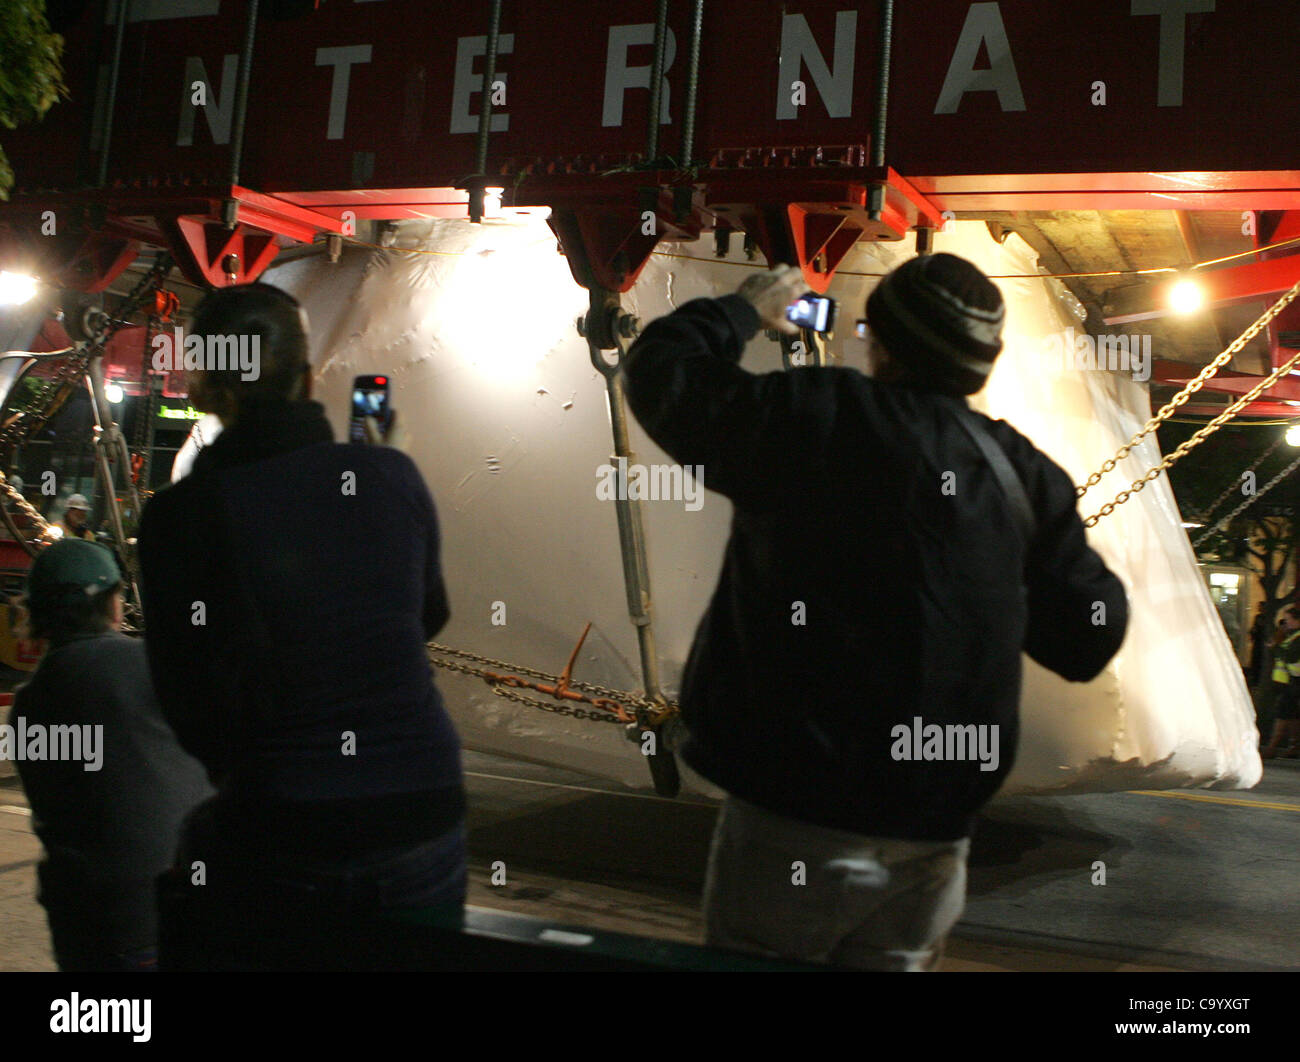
(622, 295), (849, 510)
(1016, 445), (1130, 682)
(137, 486), (236, 775)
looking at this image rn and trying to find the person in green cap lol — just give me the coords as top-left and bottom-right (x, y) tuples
(6, 538), (212, 971)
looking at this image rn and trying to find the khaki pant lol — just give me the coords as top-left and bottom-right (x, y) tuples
(703, 796), (969, 971)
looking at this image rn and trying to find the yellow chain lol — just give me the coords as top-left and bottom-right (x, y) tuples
(1083, 343), (1300, 527)
(427, 642), (678, 726)
(1075, 279), (1300, 509)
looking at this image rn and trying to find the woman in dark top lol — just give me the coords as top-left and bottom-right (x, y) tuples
(137, 283), (465, 970)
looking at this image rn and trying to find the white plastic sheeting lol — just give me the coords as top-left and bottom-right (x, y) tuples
(251, 217), (1259, 795)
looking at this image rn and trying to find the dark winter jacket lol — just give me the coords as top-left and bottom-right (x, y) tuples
(137, 399), (463, 856)
(623, 295), (1129, 841)
(10, 632), (213, 950)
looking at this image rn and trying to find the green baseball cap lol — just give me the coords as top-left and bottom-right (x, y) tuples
(26, 539), (121, 604)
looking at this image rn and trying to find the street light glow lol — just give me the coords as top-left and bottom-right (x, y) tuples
(0, 272), (38, 307)
(1168, 277), (1205, 315)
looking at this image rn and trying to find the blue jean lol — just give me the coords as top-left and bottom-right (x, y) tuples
(161, 810), (467, 970)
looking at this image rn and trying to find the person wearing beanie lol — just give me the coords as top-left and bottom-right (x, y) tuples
(623, 255), (1129, 971)
(6, 539), (212, 970)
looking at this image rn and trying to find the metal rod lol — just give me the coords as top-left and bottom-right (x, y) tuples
(645, 0), (669, 161)
(474, 0), (504, 178)
(228, 0), (261, 187)
(871, 0), (894, 169)
(602, 369), (663, 702)
(85, 362), (142, 611)
(680, 0), (704, 166)
(96, 0), (131, 188)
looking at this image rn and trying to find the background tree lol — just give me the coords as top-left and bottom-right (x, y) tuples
(0, 0), (66, 200)
(1160, 418), (1300, 689)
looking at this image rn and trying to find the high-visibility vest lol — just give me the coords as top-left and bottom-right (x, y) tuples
(1273, 631), (1300, 683)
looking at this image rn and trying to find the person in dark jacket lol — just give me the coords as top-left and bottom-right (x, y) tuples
(137, 282), (464, 970)
(623, 254), (1129, 970)
(8, 538), (212, 971)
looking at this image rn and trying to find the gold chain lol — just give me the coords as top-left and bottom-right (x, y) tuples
(427, 642), (678, 726)
(1075, 279), (1300, 506)
(1074, 280), (1300, 527)
(1083, 343), (1300, 527)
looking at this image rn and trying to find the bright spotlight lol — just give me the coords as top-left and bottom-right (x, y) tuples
(1286, 424), (1300, 447)
(104, 383), (124, 405)
(0, 271), (38, 307)
(1168, 277), (1205, 315)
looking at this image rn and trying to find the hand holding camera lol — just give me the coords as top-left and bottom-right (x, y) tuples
(737, 264), (836, 336)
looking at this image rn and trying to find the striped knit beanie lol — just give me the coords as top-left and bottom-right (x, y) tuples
(866, 253), (1005, 395)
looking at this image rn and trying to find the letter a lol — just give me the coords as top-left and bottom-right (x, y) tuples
(935, 3), (1027, 114)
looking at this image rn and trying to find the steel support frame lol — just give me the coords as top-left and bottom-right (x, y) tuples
(0, 186), (344, 291)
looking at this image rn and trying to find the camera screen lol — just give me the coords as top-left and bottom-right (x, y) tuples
(352, 389), (386, 418)
(786, 295), (835, 333)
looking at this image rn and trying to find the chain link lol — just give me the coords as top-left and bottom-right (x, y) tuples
(1194, 434), (1286, 525)
(1190, 450), (1300, 548)
(427, 642), (678, 726)
(1081, 318), (1300, 526)
(1075, 279), (1300, 506)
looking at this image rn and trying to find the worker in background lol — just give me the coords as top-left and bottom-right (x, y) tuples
(137, 282), (464, 970)
(60, 494), (94, 541)
(1262, 605), (1300, 758)
(8, 539), (211, 970)
(623, 254), (1129, 971)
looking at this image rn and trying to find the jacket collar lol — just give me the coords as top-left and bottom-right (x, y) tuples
(190, 399), (335, 476)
